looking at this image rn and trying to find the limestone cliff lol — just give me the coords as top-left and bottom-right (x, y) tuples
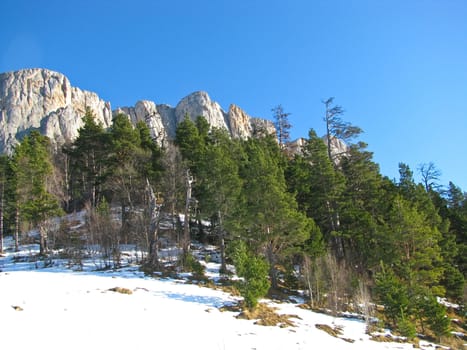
(114, 92), (275, 144)
(0, 68), (275, 152)
(0, 68), (112, 153)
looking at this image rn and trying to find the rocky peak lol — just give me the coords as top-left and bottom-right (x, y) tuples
(175, 91), (229, 130)
(0, 68), (112, 153)
(1, 68), (275, 152)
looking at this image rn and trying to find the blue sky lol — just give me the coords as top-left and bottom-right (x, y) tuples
(2, 0), (467, 191)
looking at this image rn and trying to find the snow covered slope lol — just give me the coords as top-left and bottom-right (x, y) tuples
(0, 240), (445, 350)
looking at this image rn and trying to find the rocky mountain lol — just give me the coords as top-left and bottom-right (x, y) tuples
(0, 68), (274, 152)
(113, 91), (275, 144)
(0, 69), (112, 153)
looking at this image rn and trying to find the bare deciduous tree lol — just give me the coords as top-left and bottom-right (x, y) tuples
(418, 162), (442, 192)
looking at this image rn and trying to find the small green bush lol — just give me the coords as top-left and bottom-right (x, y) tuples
(230, 241), (270, 309)
(182, 253), (205, 277)
(397, 312), (416, 340)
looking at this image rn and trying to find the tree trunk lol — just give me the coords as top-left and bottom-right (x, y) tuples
(147, 179), (162, 268)
(39, 223), (48, 256)
(14, 206), (19, 252)
(218, 211), (226, 273)
(266, 239), (278, 290)
(182, 169), (192, 257)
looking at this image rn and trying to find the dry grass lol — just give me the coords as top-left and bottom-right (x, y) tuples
(214, 283), (241, 297)
(315, 323), (343, 337)
(369, 334), (407, 343)
(236, 303), (299, 328)
(108, 287), (133, 295)
(315, 324), (355, 343)
(219, 302), (299, 327)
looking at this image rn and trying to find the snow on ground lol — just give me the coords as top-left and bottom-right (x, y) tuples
(0, 238), (443, 350)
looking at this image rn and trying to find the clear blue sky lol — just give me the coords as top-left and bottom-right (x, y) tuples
(2, 0), (467, 191)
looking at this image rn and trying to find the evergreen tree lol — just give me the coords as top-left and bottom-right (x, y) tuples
(374, 262), (410, 326)
(322, 97), (362, 163)
(65, 107), (111, 209)
(301, 129), (345, 258)
(236, 136), (316, 289)
(339, 142), (387, 270)
(12, 131), (62, 255)
(175, 115), (207, 174)
(230, 240), (270, 309)
(272, 104), (292, 148)
(444, 182), (467, 281)
(0, 155), (10, 254)
(197, 128), (243, 272)
(386, 196), (444, 293)
(107, 113), (147, 236)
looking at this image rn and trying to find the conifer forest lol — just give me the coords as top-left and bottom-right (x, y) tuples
(0, 100), (465, 345)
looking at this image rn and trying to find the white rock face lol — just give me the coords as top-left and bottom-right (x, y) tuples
(228, 104), (252, 139)
(0, 69), (275, 152)
(0, 68), (112, 152)
(175, 91), (229, 131)
(114, 100), (167, 145)
(117, 92), (274, 142)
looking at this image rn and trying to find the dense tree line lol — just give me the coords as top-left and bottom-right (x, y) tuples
(0, 103), (465, 342)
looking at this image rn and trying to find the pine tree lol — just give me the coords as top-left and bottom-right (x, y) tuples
(339, 142), (387, 270)
(272, 104), (292, 148)
(230, 240), (270, 309)
(374, 262), (410, 326)
(0, 155), (10, 254)
(386, 196), (445, 292)
(236, 136), (315, 289)
(197, 128), (243, 272)
(322, 97), (362, 164)
(12, 131), (62, 255)
(65, 107), (111, 209)
(302, 129), (345, 258)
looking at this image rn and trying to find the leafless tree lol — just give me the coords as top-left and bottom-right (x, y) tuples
(418, 162), (442, 192)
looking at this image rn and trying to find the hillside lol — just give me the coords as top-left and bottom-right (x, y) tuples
(0, 237), (446, 350)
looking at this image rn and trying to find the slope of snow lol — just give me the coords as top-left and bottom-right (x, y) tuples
(0, 239), (443, 350)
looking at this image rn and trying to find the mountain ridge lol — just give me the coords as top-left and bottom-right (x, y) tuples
(0, 68), (275, 152)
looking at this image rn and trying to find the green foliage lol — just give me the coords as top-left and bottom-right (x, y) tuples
(182, 253), (206, 277)
(64, 107), (111, 209)
(12, 131), (63, 254)
(175, 115), (207, 173)
(272, 104), (291, 147)
(424, 295), (451, 339)
(236, 136), (314, 287)
(230, 241), (270, 309)
(397, 311), (417, 340)
(374, 262), (410, 325)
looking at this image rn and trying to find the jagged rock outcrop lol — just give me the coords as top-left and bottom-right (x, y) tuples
(115, 92), (275, 144)
(113, 100), (169, 144)
(175, 91), (229, 131)
(0, 68), (275, 152)
(286, 136), (349, 163)
(228, 104), (252, 138)
(0, 68), (112, 153)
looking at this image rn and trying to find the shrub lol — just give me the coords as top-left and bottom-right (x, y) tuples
(230, 241), (270, 309)
(182, 252), (205, 277)
(397, 311), (416, 340)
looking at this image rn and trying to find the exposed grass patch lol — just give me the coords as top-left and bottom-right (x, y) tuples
(236, 303), (299, 328)
(369, 334), (407, 343)
(108, 287), (133, 295)
(315, 323), (355, 343)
